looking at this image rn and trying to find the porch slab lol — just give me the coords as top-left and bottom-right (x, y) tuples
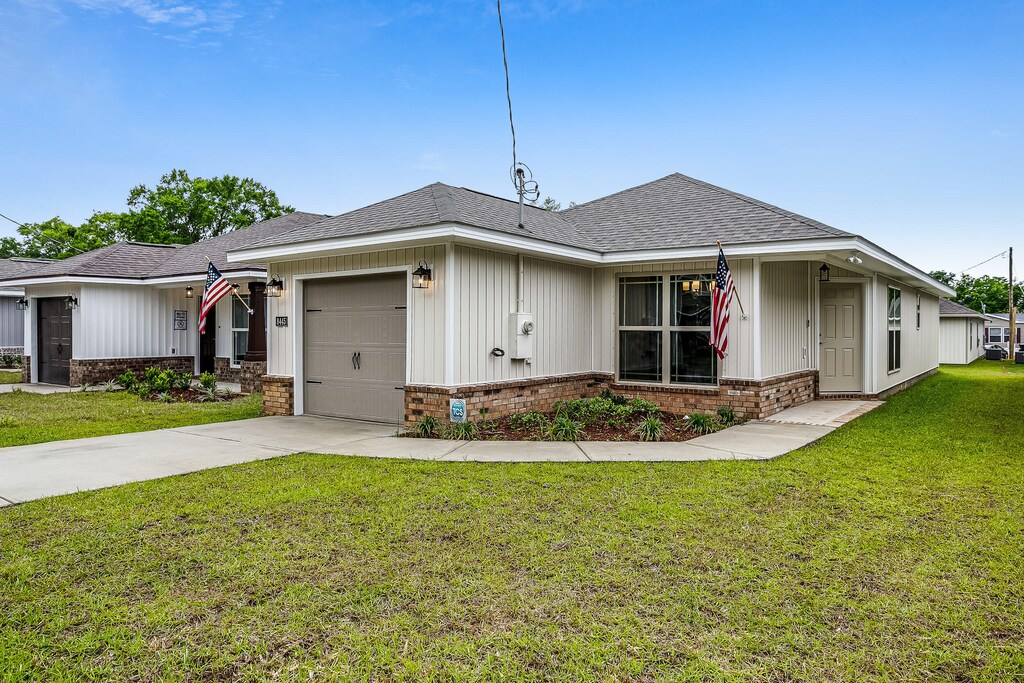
(762, 399), (882, 427)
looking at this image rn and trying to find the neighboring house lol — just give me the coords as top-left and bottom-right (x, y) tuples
(0, 212), (327, 388)
(0, 258), (53, 355)
(983, 312), (1024, 351)
(224, 173), (954, 426)
(938, 299), (986, 364)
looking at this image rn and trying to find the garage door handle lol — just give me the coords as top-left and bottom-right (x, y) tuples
(352, 351), (361, 370)
(306, 380), (322, 384)
(306, 309), (322, 312)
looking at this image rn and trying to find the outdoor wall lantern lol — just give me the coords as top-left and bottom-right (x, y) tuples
(266, 276), (285, 298)
(819, 263), (831, 282)
(411, 261), (432, 289)
(64, 294), (79, 310)
(231, 283), (240, 294)
(184, 285), (195, 299)
(16, 297), (28, 311)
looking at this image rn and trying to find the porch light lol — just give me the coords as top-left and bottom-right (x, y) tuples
(64, 294), (78, 310)
(680, 280), (691, 292)
(846, 251), (863, 265)
(231, 283), (240, 294)
(411, 261), (432, 289)
(266, 276), (284, 298)
(819, 263), (831, 282)
(184, 286), (194, 299)
(16, 297), (28, 311)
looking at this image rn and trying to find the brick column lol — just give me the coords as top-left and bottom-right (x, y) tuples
(261, 375), (294, 415)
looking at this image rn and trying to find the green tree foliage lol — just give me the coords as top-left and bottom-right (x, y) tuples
(535, 196), (577, 211)
(930, 270), (1010, 314)
(1, 170), (293, 259)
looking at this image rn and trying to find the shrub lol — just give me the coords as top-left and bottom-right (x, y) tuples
(553, 396), (629, 425)
(633, 415), (664, 442)
(508, 411), (550, 431)
(103, 380), (119, 393)
(688, 412), (722, 435)
(0, 354), (20, 368)
(172, 371), (194, 390)
(116, 370), (138, 391)
(599, 388), (628, 406)
(414, 415), (438, 437)
(716, 405), (737, 425)
(627, 397), (660, 417)
(199, 372), (218, 391)
(547, 416), (584, 442)
(195, 386), (220, 403)
(443, 421), (477, 441)
(157, 392), (174, 403)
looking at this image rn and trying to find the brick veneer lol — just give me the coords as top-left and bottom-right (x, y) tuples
(69, 356), (195, 386)
(213, 357), (242, 383)
(404, 369), (819, 427)
(21, 355), (30, 383)
(239, 360), (267, 394)
(261, 375), (294, 415)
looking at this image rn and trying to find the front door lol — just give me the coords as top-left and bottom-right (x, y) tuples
(819, 283), (862, 393)
(199, 305), (216, 374)
(37, 298), (72, 386)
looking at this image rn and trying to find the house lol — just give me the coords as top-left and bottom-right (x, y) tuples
(223, 173), (954, 426)
(938, 299), (986, 364)
(0, 258), (52, 356)
(0, 212), (327, 388)
(983, 312), (1023, 351)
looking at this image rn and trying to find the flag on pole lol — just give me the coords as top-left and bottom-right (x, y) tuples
(710, 246), (735, 359)
(199, 261), (231, 335)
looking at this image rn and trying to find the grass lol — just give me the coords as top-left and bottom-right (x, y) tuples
(0, 391), (262, 448)
(0, 361), (1021, 681)
(0, 370), (20, 385)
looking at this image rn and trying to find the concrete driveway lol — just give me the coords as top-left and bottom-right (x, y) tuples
(0, 400), (880, 507)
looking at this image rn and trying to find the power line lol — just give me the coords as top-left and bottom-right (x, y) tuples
(960, 250), (1007, 275)
(0, 211), (25, 228)
(0, 210), (86, 255)
(497, 0), (517, 172)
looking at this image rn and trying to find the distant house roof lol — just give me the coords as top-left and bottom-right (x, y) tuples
(984, 312), (1024, 324)
(0, 212), (328, 284)
(241, 173), (853, 254)
(939, 300), (985, 317)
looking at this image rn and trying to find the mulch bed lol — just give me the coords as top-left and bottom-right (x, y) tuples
(140, 388), (239, 403)
(417, 412), (717, 442)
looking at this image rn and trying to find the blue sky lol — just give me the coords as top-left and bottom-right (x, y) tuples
(1, 0), (1021, 277)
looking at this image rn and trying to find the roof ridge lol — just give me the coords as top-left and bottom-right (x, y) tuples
(562, 173), (681, 212)
(430, 183), (458, 222)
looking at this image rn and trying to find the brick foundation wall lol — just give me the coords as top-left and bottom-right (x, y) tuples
(404, 369), (819, 427)
(21, 355), (30, 383)
(213, 357), (242, 383)
(239, 361), (267, 394)
(261, 375), (294, 415)
(405, 373), (611, 427)
(68, 356), (195, 386)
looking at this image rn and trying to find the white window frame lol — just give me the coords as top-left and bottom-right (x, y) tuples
(887, 286), (901, 374)
(616, 273), (719, 387)
(231, 294), (250, 368)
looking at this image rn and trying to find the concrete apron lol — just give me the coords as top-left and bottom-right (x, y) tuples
(0, 400), (881, 506)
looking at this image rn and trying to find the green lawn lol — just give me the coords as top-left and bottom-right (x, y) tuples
(0, 391), (262, 448)
(1, 362), (1021, 681)
(0, 370), (20, 384)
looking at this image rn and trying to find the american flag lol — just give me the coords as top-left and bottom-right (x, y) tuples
(710, 246), (735, 359)
(199, 262), (231, 335)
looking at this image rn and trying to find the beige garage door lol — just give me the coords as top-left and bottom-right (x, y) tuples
(304, 274), (407, 423)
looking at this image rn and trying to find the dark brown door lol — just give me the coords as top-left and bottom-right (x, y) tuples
(37, 298), (72, 386)
(199, 305), (216, 374)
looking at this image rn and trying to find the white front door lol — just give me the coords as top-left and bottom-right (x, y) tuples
(819, 283), (862, 393)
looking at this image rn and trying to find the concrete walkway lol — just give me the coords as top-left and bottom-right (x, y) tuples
(0, 400), (880, 506)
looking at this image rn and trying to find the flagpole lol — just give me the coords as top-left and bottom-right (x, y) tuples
(715, 241), (747, 317)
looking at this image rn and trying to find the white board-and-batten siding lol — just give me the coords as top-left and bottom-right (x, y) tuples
(759, 261), (812, 379)
(0, 296), (25, 348)
(265, 245), (445, 385)
(939, 317), (984, 365)
(874, 275), (940, 393)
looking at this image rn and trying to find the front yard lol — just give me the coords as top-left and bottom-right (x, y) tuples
(1, 361), (1022, 681)
(0, 391), (262, 448)
(0, 370), (20, 384)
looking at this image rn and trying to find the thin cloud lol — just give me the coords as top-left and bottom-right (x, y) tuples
(65, 0), (241, 35)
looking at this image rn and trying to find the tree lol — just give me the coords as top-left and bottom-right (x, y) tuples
(119, 169), (294, 244)
(4, 216), (115, 260)
(928, 270), (957, 288)
(929, 270), (1009, 313)
(535, 196), (577, 211)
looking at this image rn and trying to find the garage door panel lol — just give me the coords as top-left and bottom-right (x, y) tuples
(304, 274), (406, 423)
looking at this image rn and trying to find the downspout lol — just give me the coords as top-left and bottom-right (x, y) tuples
(516, 253), (525, 314)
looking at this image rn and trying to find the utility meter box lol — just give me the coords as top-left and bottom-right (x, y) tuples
(510, 312), (535, 360)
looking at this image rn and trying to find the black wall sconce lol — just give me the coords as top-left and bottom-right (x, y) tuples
(16, 297), (28, 311)
(185, 286), (195, 299)
(266, 275), (285, 298)
(819, 263), (831, 282)
(412, 261), (432, 289)
(64, 294), (79, 310)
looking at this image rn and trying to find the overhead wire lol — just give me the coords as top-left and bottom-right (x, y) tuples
(0, 209), (86, 255)
(497, 0), (517, 173)
(960, 250), (1007, 275)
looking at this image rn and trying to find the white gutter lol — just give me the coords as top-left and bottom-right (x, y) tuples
(3, 270), (266, 288)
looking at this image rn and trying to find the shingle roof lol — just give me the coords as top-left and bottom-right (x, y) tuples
(241, 173), (853, 254)
(4, 211), (328, 282)
(939, 299), (984, 317)
(0, 258), (53, 279)
(245, 184), (598, 251)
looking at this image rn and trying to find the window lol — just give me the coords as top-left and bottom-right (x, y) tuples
(990, 327), (1003, 343)
(916, 294), (921, 330)
(618, 274), (717, 385)
(231, 295), (250, 366)
(887, 286), (901, 373)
